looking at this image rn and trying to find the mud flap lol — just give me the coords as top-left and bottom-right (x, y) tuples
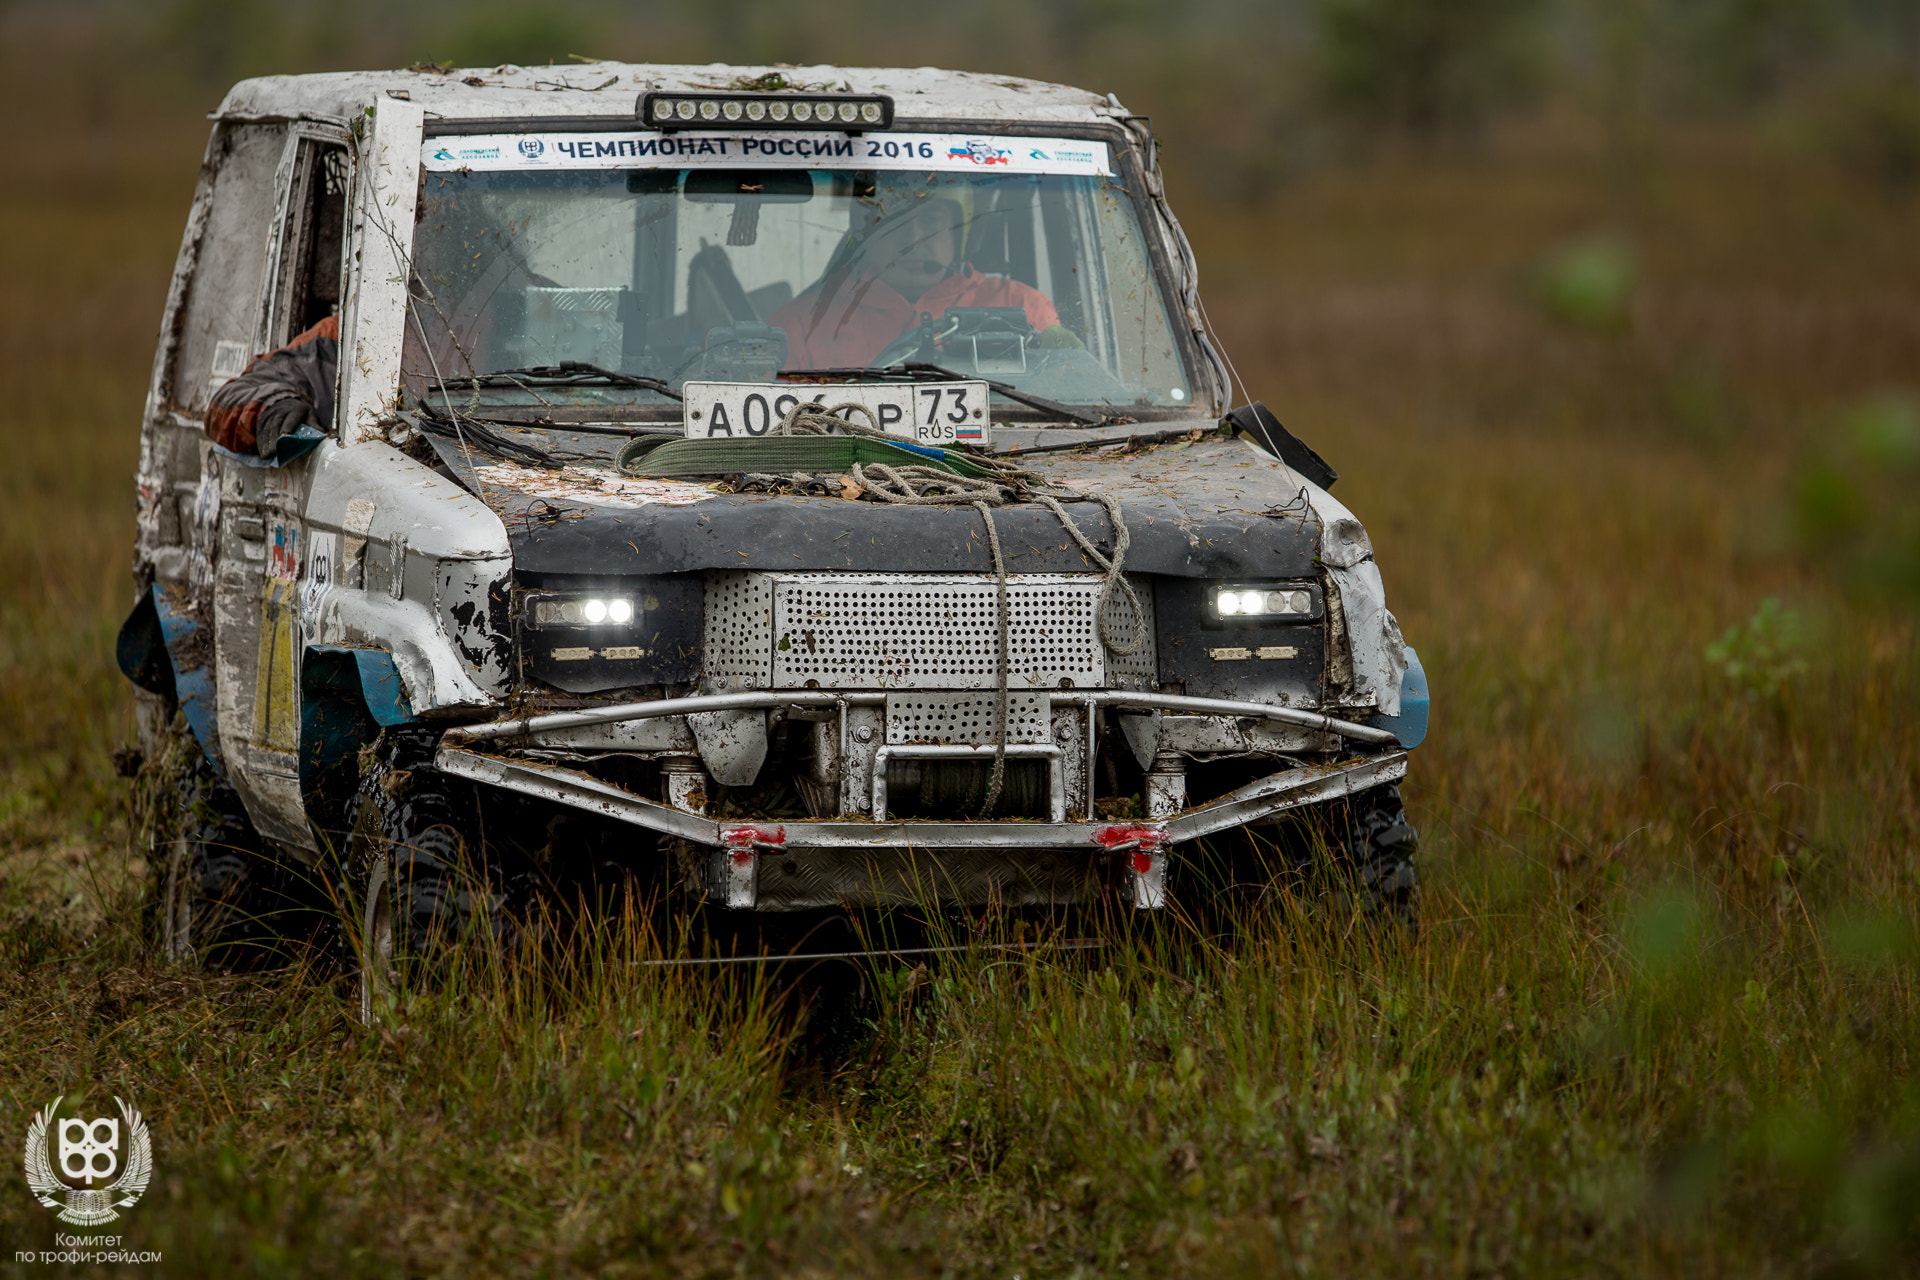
(115, 591), (175, 699)
(300, 645), (417, 815)
(131, 586), (224, 776)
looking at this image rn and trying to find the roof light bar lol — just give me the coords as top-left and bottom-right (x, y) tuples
(637, 91), (893, 133)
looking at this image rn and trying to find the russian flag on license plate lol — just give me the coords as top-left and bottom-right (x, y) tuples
(956, 423), (985, 443)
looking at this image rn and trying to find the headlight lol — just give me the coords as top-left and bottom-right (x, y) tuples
(1209, 582), (1319, 622)
(529, 594), (637, 628)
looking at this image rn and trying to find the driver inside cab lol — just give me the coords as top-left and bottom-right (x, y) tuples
(771, 181), (1081, 369)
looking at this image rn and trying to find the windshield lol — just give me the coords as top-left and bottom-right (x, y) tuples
(403, 129), (1194, 415)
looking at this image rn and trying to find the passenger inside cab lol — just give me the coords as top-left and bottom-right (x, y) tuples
(772, 180), (1081, 369)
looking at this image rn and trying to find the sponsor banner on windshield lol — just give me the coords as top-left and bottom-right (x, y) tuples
(423, 132), (1111, 177)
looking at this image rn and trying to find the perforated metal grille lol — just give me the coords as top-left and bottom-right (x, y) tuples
(780, 574), (1101, 689)
(886, 692), (1053, 744)
(703, 570), (773, 689)
(1101, 576), (1158, 690)
(704, 571), (1159, 691)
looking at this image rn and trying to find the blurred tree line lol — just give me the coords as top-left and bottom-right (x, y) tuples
(3, 0), (1916, 197)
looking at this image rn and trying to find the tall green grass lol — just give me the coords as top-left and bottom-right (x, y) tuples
(2, 41), (1919, 1279)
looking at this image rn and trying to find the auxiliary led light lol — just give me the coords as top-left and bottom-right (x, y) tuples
(532, 596), (638, 628)
(638, 90), (893, 131)
(1214, 585), (1315, 620)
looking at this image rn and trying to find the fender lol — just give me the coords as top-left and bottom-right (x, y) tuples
(298, 437), (513, 715)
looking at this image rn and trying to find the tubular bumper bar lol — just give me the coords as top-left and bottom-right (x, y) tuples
(444, 689), (1402, 748)
(433, 745), (1408, 851)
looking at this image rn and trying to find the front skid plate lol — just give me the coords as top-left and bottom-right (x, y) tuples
(433, 745), (1408, 852)
(712, 844), (1117, 911)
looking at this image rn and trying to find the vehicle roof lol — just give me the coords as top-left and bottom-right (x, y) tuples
(215, 63), (1125, 129)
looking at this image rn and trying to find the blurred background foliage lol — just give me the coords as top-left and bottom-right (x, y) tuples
(1, 0), (1919, 1272)
(2, 0), (1917, 195)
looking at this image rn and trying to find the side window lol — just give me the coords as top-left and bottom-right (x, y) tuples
(169, 123), (286, 414)
(263, 138), (352, 348)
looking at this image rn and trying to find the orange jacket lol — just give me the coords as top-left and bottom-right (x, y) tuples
(205, 315), (339, 454)
(772, 265), (1060, 370)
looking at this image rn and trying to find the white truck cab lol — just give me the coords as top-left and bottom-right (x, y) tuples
(120, 63), (1429, 990)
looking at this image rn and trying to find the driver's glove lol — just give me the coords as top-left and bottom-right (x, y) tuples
(255, 397), (322, 458)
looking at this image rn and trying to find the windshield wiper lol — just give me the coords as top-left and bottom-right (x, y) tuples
(993, 425), (1215, 457)
(430, 362), (683, 401)
(779, 363), (1114, 428)
(402, 408), (565, 470)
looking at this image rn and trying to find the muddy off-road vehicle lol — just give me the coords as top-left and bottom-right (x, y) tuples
(117, 62), (1429, 994)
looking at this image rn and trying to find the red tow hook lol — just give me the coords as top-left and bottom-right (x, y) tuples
(719, 825), (787, 908)
(1091, 824), (1169, 909)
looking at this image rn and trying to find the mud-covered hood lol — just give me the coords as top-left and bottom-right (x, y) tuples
(426, 429), (1322, 578)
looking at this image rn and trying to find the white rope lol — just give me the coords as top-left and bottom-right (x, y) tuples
(973, 500), (1009, 816)
(1035, 491), (1144, 657)
(771, 400), (886, 438)
(851, 461), (1017, 506)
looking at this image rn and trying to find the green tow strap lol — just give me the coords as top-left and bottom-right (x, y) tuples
(629, 437), (990, 483)
(619, 434), (995, 480)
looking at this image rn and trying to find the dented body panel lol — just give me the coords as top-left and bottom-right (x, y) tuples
(300, 438), (514, 708)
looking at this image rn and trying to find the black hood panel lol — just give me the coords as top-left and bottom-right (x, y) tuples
(506, 494), (1318, 577)
(438, 433), (1325, 577)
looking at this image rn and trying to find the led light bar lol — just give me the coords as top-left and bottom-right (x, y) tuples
(529, 595), (635, 628)
(1211, 584), (1320, 621)
(637, 91), (893, 132)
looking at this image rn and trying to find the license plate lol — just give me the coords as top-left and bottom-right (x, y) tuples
(681, 380), (990, 447)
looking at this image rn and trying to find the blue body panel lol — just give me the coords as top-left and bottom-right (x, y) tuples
(300, 645), (416, 799)
(322, 645), (415, 727)
(209, 425), (325, 470)
(149, 586), (224, 775)
(1370, 646), (1430, 750)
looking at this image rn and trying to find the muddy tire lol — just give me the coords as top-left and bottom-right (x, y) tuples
(346, 734), (518, 1022)
(1331, 782), (1420, 928)
(137, 721), (279, 967)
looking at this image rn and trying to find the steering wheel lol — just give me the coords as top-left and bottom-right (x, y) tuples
(868, 333), (928, 371)
(869, 313), (960, 371)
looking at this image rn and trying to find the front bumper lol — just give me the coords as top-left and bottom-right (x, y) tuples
(435, 744), (1408, 911)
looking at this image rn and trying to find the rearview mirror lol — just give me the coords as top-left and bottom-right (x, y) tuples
(682, 170), (813, 204)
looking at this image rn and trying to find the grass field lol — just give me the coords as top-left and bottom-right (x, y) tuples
(2, 51), (1919, 1278)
